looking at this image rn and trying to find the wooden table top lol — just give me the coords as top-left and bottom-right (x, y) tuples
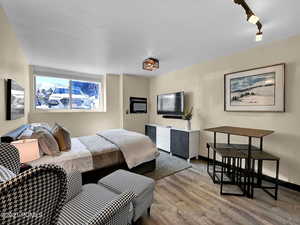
(204, 126), (274, 138)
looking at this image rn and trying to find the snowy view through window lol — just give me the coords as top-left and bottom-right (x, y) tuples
(35, 76), (100, 110)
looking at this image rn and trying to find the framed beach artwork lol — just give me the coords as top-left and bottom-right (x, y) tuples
(224, 63), (285, 112)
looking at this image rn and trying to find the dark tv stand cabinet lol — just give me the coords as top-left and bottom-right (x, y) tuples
(145, 124), (200, 163)
(145, 124), (156, 144)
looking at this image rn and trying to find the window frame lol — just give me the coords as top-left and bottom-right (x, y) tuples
(32, 74), (104, 113)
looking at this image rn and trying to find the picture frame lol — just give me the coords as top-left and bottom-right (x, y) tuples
(6, 79), (25, 120)
(224, 63), (285, 112)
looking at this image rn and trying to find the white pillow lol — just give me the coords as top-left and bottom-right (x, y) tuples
(0, 165), (16, 183)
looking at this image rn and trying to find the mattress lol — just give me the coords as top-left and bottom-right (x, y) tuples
(77, 135), (125, 170)
(29, 137), (124, 173)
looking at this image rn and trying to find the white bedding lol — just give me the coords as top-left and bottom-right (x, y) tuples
(29, 138), (93, 173)
(97, 129), (159, 169)
(28, 129), (159, 173)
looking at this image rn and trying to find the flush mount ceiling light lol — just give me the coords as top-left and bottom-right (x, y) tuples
(143, 58), (159, 71)
(233, 0), (263, 42)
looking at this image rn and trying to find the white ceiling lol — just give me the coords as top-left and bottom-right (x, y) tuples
(1, 0), (300, 76)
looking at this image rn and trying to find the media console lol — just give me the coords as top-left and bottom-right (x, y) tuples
(145, 124), (200, 163)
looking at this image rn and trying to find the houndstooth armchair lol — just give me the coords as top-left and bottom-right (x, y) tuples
(0, 143), (67, 225)
(0, 144), (135, 225)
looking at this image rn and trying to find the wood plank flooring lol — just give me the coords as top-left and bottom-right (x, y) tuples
(138, 168), (300, 225)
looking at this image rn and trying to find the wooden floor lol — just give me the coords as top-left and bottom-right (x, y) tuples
(138, 168), (300, 225)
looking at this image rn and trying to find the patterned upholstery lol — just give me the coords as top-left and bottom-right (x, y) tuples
(0, 143), (135, 225)
(0, 143), (20, 174)
(0, 164), (67, 225)
(87, 191), (136, 225)
(99, 170), (155, 195)
(98, 169), (155, 222)
(58, 184), (135, 225)
(65, 170), (82, 202)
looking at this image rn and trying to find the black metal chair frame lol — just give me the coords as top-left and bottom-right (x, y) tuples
(250, 157), (280, 200)
(207, 142), (280, 200)
(207, 144), (247, 196)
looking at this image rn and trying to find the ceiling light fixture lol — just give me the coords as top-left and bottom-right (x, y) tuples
(247, 13), (260, 24)
(256, 31), (263, 42)
(143, 58), (159, 71)
(233, 0), (263, 42)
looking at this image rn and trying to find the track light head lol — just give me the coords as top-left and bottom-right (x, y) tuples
(247, 13), (260, 24)
(256, 31), (263, 42)
(233, 0), (264, 42)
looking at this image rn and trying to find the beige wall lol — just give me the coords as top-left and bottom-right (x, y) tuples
(149, 35), (300, 185)
(29, 75), (122, 137)
(121, 74), (149, 134)
(0, 7), (29, 135)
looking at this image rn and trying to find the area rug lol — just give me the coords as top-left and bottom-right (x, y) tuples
(145, 151), (192, 180)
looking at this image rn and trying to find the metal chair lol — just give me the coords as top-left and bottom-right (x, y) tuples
(207, 143), (248, 196)
(240, 150), (280, 200)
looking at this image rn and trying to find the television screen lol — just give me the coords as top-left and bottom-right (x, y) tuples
(157, 92), (184, 115)
(6, 79), (25, 120)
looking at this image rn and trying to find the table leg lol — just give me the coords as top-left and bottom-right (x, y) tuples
(251, 159), (255, 198)
(257, 160), (263, 186)
(275, 160), (280, 200)
(207, 143), (211, 175)
(246, 137), (252, 198)
(220, 157), (225, 195)
(233, 157), (236, 183)
(214, 132), (217, 148)
(257, 137), (264, 185)
(213, 149), (216, 183)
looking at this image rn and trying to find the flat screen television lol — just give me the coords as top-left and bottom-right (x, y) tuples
(157, 92), (184, 115)
(6, 79), (25, 120)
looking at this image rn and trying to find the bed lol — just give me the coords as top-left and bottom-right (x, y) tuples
(1, 125), (158, 175)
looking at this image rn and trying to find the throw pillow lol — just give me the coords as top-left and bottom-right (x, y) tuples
(17, 128), (34, 140)
(52, 123), (71, 152)
(0, 165), (16, 183)
(30, 123), (52, 132)
(32, 127), (60, 156)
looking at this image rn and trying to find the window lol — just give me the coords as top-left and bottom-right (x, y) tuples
(35, 75), (101, 111)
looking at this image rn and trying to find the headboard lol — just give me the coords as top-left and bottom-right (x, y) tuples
(1, 125), (29, 143)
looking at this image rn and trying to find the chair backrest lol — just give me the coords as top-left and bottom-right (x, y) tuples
(0, 143), (20, 174)
(0, 165), (67, 225)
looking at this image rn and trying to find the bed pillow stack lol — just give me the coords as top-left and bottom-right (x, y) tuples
(31, 126), (60, 156)
(17, 123), (71, 156)
(52, 123), (71, 152)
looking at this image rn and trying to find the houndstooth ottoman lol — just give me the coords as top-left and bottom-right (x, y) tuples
(98, 169), (155, 222)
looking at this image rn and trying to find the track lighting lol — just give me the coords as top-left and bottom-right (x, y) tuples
(233, 0), (263, 42)
(256, 31), (263, 42)
(247, 13), (259, 24)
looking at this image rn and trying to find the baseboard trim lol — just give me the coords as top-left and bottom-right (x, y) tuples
(198, 156), (300, 193)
